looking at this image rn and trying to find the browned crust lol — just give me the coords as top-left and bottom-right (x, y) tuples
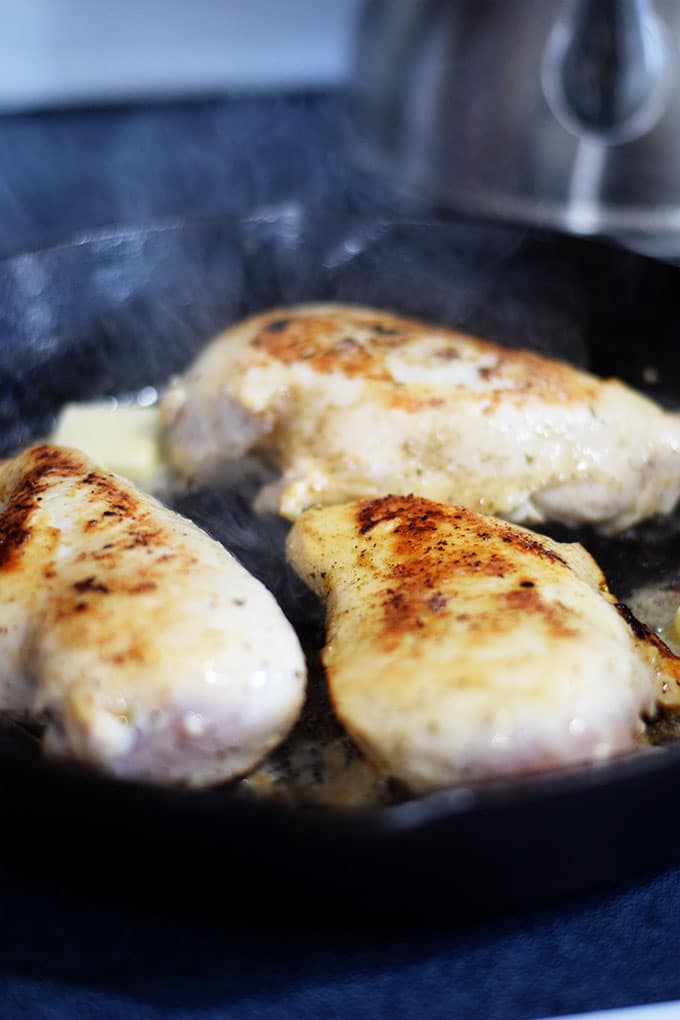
(250, 309), (601, 404)
(0, 445), (167, 575)
(344, 494), (680, 710)
(253, 315), (388, 379)
(352, 496), (579, 651)
(0, 446), (81, 571)
(0, 445), (202, 669)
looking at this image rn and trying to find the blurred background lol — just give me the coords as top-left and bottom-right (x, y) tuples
(0, 0), (361, 258)
(4, 0), (680, 259)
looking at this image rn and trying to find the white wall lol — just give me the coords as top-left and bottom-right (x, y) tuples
(0, 0), (360, 110)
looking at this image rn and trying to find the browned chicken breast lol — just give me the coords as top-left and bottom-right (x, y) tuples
(0, 445), (306, 786)
(161, 304), (680, 533)
(287, 495), (680, 793)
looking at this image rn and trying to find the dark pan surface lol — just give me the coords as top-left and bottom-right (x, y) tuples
(3, 210), (680, 921)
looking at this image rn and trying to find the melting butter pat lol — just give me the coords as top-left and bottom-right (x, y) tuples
(51, 402), (162, 486)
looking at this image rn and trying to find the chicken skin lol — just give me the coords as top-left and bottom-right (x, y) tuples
(161, 304), (680, 533)
(0, 445), (306, 786)
(287, 495), (680, 793)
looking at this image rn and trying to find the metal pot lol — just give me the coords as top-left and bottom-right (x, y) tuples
(349, 0), (680, 252)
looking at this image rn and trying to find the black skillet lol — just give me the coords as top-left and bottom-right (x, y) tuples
(2, 209), (680, 922)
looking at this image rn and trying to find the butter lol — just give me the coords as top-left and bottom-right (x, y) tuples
(51, 401), (163, 487)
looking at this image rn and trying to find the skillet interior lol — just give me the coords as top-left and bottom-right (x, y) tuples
(2, 211), (680, 919)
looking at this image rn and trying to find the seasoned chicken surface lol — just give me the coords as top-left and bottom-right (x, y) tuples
(287, 495), (680, 793)
(161, 304), (680, 532)
(0, 445), (306, 786)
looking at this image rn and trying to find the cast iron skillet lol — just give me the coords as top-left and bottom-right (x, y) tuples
(2, 209), (680, 922)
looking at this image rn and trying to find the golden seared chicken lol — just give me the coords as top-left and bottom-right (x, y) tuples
(0, 445), (305, 786)
(287, 495), (680, 793)
(161, 304), (680, 533)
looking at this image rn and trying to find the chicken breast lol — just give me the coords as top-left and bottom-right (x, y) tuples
(0, 444), (305, 786)
(161, 304), (680, 533)
(287, 495), (680, 793)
